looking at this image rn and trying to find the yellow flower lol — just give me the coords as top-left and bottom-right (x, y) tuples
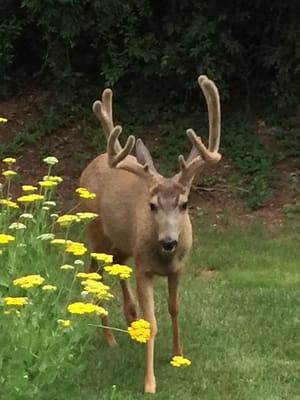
(0, 117), (8, 124)
(57, 214), (80, 227)
(91, 253), (113, 263)
(76, 212), (99, 221)
(76, 187), (96, 200)
(170, 356), (192, 368)
(3, 157), (16, 164)
(0, 233), (15, 244)
(65, 241), (87, 256)
(39, 180), (58, 188)
(57, 319), (72, 327)
(81, 279), (113, 300)
(104, 264), (132, 280)
(4, 296), (28, 306)
(42, 284), (57, 291)
(67, 302), (107, 316)
(2, 170), (17, 178)
(17, 194), (44, 203)
(0, 199), (19, 208)
(60, 264), (74, 271)
(76, 272), (102, 280)
(43, 175), (63, 183)
(128, 319), (151, 343)
(13, 274), (45, 289)
(22, 185), (38, 192)
(43, 156), (58, 165)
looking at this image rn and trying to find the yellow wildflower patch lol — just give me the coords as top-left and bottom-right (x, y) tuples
(39, 180), (58, 188)
(67, 302), (107, 316)
(13, 274), (45, 289)
(65, 241), (87, 256)
(0, 117), (8, 124)
(81, 279), (113, 300)
(128, 319), (151, 343)
(2, 170), (17, 178)
(42, 284), (57, 292)
(22, 185), (38, 192)
(4, 296), (28, 306)
(0, 233), (15, 244)
(43, 175), (63, 183)
(170, 356), (192, 368)
(104, 264), (132, 280)
(17, 194), (44, 203)
(57, 214), (80, 227)
(76, 272), (102, 280)
(0, 199), (19, 208)
(75, 187), (96, 200)
(76, 212), (99, 221)
(3, 157), (16, 164)
(91, 252), (113, 263)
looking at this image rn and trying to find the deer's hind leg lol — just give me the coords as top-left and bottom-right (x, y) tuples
(113, 249), (138, 325)
(87, 220), (117, 347)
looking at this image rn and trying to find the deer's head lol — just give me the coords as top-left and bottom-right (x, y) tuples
(93, 76), (221, 255)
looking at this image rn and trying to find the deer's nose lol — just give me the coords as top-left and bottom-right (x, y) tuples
(161, 238), (177, 252)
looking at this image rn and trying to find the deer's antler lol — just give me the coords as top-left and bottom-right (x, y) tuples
(176, 75), (221, 186)
(93, 89), (122, 152)
(107, 127), (152, 178)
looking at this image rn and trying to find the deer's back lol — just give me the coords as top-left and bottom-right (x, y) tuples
(79, 154), (147, 254)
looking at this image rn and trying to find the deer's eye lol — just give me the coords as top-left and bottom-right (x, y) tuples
(149, 203), (158, 212)
(180, 201), (188, 211)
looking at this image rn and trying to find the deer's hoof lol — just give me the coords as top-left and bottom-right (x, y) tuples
(144, 377), (156, 394)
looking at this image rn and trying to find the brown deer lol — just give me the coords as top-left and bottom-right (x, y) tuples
(79, 75), (221, 393)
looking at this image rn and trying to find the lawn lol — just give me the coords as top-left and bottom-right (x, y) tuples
(0, 165), (299, 400)
(81, 218), (300, 400)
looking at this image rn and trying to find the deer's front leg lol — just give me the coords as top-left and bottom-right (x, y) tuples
(136, 272), (157, 394)
(168, 274), (183, 356)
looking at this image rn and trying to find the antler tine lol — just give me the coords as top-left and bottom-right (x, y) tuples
(198, 75), (221, 153)
(175, 75), (222, 186)
(93, 88), (122, 152)
(107, 126), (135, 167)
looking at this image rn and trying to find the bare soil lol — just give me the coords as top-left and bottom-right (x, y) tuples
(0, 87), (298, 227)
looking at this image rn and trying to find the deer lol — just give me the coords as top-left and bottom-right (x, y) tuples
(79, 75), (221, 394)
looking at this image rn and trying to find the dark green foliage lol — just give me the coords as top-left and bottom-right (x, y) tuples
(222, 121), (273, 209)
(1, 1), (299, 109)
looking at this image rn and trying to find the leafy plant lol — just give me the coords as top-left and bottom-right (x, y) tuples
(222, 120), (273, 209)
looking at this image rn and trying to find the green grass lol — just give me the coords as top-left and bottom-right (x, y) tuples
(78, 219), (300, 400)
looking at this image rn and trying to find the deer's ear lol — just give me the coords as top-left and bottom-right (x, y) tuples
(136, 139), (158, 173)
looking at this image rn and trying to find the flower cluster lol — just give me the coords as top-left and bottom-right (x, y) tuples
(4, 296), (28, 306)
(0, 199), (19, 208)
(76, 272), (102, 280)
(128, 319), (151, 343)
(13, 274), (45, 289)
(76, 187), (96, 200)
(17, 194), (44, 203)
(170, 356), (191, 368)
(65, 241), (87, 256)
(81, 279), (113, 300)
(91, 252), (113, 263)
(104, 264), (132, 280)
(57, 214), (80, 227)
(0, 234), (15, 244)
(67, 302), (107, 316)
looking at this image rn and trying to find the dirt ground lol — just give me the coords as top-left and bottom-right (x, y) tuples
(0, 86), (298, 228)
